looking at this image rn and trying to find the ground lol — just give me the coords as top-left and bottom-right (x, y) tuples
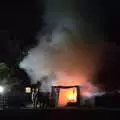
(0, 104), (120, 119)
(0, 108), (119, 120)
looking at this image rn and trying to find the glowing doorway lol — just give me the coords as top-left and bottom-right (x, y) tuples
(58, 87), (77, 106)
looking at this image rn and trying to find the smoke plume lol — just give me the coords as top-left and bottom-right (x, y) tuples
(20, 0), (105, 94)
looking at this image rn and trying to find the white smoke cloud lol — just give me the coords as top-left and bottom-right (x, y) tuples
(19, 0), (104, 94)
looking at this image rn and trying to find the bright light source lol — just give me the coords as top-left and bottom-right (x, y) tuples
(67, 90), (77, 102)
(25, 87), (31, 93)
(0, 86), (4, 93)
(58, 88), (77, 106)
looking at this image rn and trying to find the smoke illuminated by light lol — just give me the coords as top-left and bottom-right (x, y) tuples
(19, 0), (105, 104)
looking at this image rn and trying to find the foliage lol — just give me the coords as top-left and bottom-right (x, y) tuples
(0, 62), (18, 85)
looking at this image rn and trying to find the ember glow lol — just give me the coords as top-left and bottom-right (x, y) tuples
(19, 0), (106, 106)
(19, 28), (104, 106)
(58, 87), (77, 106)
(67, 89), (77, 102)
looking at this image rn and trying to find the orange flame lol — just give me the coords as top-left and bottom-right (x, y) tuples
(52, 43), (105, 106)
(67, 89), (77, 102)
(58, 87), (77, 106)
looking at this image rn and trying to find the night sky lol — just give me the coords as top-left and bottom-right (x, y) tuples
(0, 0), (44, 85)
(0, 0), (120, 90)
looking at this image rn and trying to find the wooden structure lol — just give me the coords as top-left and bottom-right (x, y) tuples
(52, 85), (81, 106)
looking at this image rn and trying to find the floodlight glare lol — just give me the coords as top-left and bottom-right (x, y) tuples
(0, 86), (4, 93)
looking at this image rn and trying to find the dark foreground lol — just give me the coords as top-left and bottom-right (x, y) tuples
(0, 108), (120, 120)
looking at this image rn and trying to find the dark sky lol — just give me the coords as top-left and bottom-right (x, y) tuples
(0, 0), (44, 85)
(0, 0), (120, 90)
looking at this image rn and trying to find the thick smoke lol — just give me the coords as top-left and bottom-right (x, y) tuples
(20, 0), (105, 94)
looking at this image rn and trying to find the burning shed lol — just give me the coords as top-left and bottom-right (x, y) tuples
(52, 85), (81, 107)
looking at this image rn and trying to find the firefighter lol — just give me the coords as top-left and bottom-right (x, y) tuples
(33, 78), (51, 109)
(33, 81), (42, 109)
(31, 88), (35, 106)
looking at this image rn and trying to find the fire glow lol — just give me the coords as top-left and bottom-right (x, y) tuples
(20, 35), (103, 106)
(67, 90), (77, 102)
(58, 87), (77, 106)
(54, 73), (99, 106)
(19, 2), (105, 106)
